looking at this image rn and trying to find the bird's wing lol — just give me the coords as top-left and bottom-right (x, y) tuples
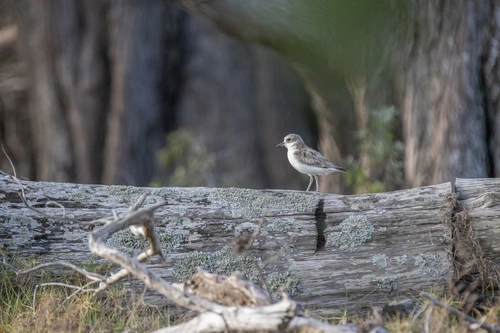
(294, 147), (347, 172)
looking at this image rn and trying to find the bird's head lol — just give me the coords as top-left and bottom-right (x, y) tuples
(276, 133), (304, 149)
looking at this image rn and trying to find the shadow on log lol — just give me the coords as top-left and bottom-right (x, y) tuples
(1, 172), (499, 313)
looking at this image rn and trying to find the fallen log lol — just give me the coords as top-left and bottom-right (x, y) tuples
(1, 172), (499, 313)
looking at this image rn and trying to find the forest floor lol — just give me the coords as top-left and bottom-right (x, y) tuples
(1, 256), (499, 333)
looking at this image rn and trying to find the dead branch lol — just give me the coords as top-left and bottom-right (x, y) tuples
(0, 259), (106, 282)
(420, 292), (500, 333)
(151, 296), (358, 333)
(88, 195), (365, 332)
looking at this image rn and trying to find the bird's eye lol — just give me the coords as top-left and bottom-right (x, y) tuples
(286, 137), (291, 142)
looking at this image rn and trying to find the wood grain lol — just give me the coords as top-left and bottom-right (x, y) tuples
(3, 175), (497, 312)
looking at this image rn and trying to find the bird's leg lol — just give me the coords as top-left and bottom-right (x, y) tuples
(306, 175), (314, 191)
(314, 175), (319, 191)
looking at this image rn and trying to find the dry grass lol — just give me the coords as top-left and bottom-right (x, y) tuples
(0, 256), (174, 333)
(383, 302), (500, 333)
(1, 256), (499, 332)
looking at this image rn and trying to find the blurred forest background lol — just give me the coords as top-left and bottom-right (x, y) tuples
(0, 0), (499, 194)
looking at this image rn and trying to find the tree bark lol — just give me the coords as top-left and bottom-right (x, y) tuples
(2, 173), (499, 312)
(483, 1), (500, 178)
(103, 0), (170, 186)
(400, 0), (492, 187)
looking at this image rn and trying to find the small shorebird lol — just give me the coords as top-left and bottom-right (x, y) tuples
(277, 133), (346, 192)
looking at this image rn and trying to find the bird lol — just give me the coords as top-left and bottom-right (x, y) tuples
(276, 133), (346, 192)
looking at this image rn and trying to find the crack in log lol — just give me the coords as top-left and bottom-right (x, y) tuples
(314, 199), (326, 251)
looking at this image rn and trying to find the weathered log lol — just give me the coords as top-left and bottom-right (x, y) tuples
(85, 197), (360, 333)
(1, 173), (499, 313)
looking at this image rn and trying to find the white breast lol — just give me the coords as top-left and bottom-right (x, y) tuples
(287, 149), (337, 176)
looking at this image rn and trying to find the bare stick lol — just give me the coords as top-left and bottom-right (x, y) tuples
(60, 280), (101, 306)
(1, 259), (106, 282)
(410, 301), (428, 331)
(1, 147), (112, 225)
(95, 247), (162, 292)
(420, 292), (500, 333)
(2, 146), (79, 223)
(33, 282), (96, 313)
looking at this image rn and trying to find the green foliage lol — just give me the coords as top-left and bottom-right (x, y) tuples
(345, 106), (405, 193)
(154, 128), (215, 187)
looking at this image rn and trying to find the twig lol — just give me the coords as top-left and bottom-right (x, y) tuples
(2, 146), (80, 223)
(409, 301), (428, 333)
(420, 292), (500, 333)
(58, 281), (101, 310)
(1, 259), (107, 282)
(423, 305), (432, 333)
(33, 282), (95, 313)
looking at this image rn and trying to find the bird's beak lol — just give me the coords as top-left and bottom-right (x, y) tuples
(276, 141), (285, 147)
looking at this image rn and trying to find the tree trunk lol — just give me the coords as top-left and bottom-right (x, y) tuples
(399, 0), (492, 187)
(483, 1), (500, 178)
(2, 173), (499, 312)
(103, 0), (170, 186)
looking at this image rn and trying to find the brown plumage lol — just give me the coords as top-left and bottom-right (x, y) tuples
(277, 133), (346, 191)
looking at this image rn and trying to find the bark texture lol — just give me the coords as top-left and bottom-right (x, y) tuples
(103, 0), (170, 185)
(2, 174), (499, 312)
(400, 0), (492, 187)
(484, 2), (500, 178)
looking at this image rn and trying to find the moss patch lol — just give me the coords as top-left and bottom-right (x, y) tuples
(394, 255), (408, 265)
(376, 275), (397, 293)
(172, 246), (302, 297)
(3, 216), (42, 247)
(261, 218), (294, 236)
(414, 252), (451, 277)
(372, 254), (389, 268)
(208, 188), (319, 219)
(265, 271), (302, 297)
(326, 215), (374, 251)
(107, 229), (147, 253)
(173, 246), (263, 282)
